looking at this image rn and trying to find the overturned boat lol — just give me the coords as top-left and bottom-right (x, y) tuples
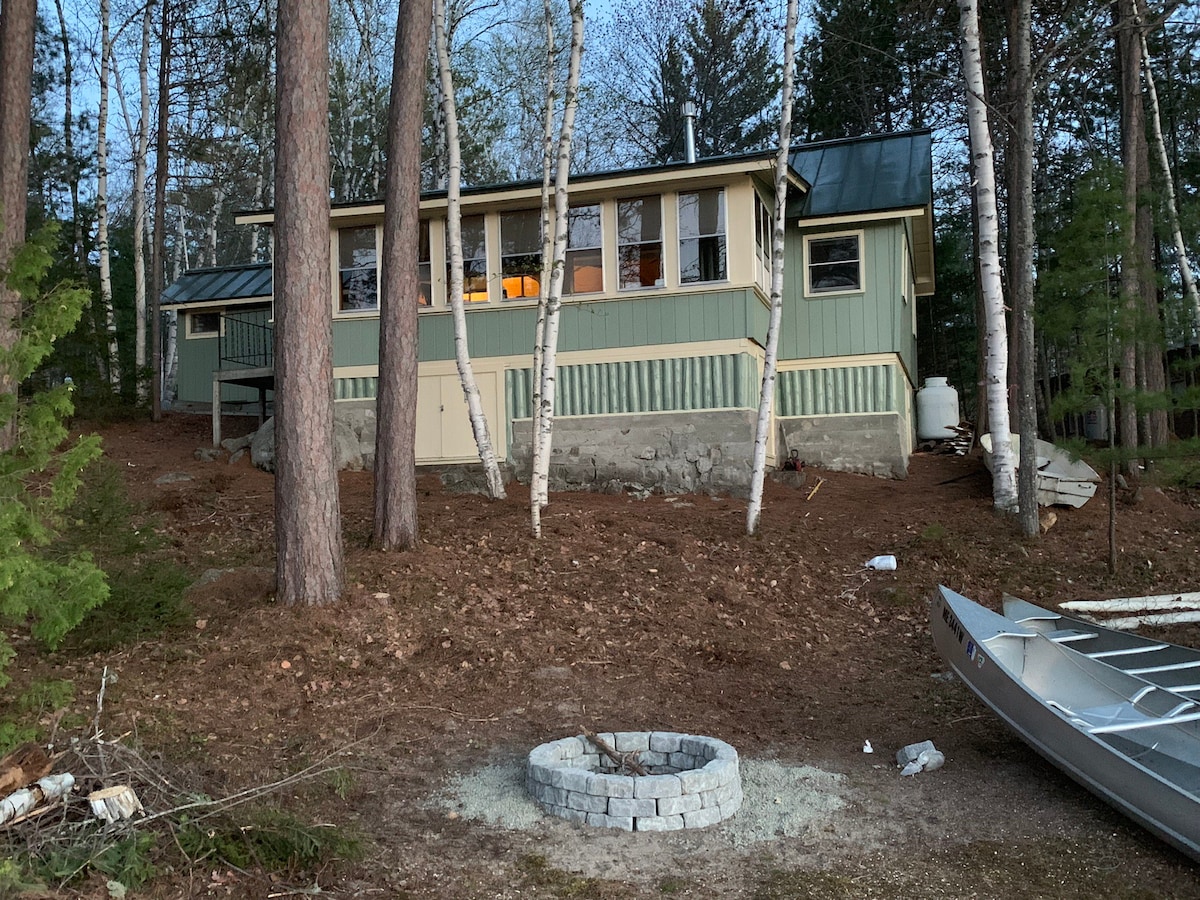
(932, 585), (1200, 861)
(979, 433), (1100, 508)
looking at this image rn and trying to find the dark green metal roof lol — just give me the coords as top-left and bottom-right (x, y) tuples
(788, 130), (932, 218)
(161, 263), (272, 306)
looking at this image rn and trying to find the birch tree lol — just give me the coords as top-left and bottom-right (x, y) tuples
(530, 0), (556, 515)
(959, 0), (1016, 512)
(433, 0), (507, 500)
(1136, 4), (1200, 338)
(530, 0), (584, 538)
(745, 0), (798, 537)
(374, 0), (430, 551)
(97, 0), (121, 389)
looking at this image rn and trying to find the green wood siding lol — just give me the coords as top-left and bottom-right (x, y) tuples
(506, 352), (759, 419)
(174, 306), (273, 405)
(776, 363), (903, 416)
(391, 288), (767, 363)
(781, 221), (917, 377)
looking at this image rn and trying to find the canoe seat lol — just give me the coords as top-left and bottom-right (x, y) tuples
(1050, 699), (1200, 734)
(1044, 629), (1098, 643)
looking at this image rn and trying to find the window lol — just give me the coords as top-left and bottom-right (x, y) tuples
(501, 209), (542, 300)
(565, 204), (602, 295)
(338, 226), (378, 311)
(617, 196), (662, 290)
(679, 188), (726, 284)
(447, 215), (488, 303)
(188, 311), (220, 337)
(806, 232), (863, 295)
(754, 193), (773, 293)
(419, 220), (431, 307)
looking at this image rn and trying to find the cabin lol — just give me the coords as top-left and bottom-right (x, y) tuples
(162, 129), (935, 493)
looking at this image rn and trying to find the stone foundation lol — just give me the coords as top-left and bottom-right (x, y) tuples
(510, 410), (757, 497)
(777, 412), (909, 479)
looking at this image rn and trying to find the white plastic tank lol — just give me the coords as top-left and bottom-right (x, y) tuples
(1084, 399), (1109, 441)
(916, 376), (960, 440)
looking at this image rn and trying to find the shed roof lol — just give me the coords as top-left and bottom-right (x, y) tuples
(788, 130), (932, 218)
(161, 263), (272, 307)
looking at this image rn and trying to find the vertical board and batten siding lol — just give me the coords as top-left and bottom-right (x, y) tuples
(781, 220), (917, 380)
(505, 352), (760, 419)
(328, 288), (768, 368)
(775, 363), (902, 417)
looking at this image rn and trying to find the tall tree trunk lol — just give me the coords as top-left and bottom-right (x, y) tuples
(530, 0), (584, 539)
(151, 0), (171, 421)
(98, 0), (121, 389)
(1137, 4), (1200, 343)
(530, 0), (556, 518)
(136, 4), (152, 394)
(960, 0), (1016, 512)
(746, 0), (799, 536)
(52, 0), (83, 271)
(1117, 0), (1146, 476)
(274, 0), (344, 606)
(433, 0), (506, 500)
(373, 0), (430, 551)
(1007, 0), (1037, 537)
(0, 0), (37, 451)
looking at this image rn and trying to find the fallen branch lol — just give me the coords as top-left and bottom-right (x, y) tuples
(579, 727), (648, 776)
(806, 477), (826, 501)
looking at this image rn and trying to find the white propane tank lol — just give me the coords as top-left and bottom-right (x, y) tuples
(916, 376), (960, 440)
(1083, 399), (1109, 441)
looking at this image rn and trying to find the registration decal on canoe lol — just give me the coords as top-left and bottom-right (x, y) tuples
(942, 605), (965, 645)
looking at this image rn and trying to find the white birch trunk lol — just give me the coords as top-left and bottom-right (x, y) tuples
(136, 2), (151, 395)
(434, 0), (506, 500)
(959, 0), (1016, 512)
(530, 0), (556, 530)
(745, 0), (798, 536)
(1136, 7), (1200, 333)
(98, 0), (120, 388)
(531, 0), (583, 539)
(207, 184), (224, 267)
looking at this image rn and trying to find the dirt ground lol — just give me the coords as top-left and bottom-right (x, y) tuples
(16, 413), (1200, 897)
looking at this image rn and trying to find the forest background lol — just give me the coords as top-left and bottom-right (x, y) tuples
(26, 0), (1200, 450)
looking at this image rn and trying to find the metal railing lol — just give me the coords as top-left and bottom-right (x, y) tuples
(219, 310), (274, 370)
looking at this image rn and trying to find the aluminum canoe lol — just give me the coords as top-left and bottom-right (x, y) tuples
(1003, 596), (1200, 701)
(932, 585), (1200, 862)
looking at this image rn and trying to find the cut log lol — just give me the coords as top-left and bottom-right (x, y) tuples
(0, 772), (75, 826)
(1061, 593), (1200, 614)
(88, 784), (143, 823)
(0, 743), (52, 796)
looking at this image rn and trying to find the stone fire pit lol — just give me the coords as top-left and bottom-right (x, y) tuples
(526, 731), (742, 831)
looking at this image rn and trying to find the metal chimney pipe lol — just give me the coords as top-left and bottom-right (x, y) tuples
(682, 101), (697, 164)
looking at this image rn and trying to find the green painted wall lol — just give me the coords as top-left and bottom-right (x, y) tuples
(330, 288), (769, 367)
(505, 352), (759, 419)
(775, 363), (903, 416)
(781, 221), (917, 379)
(174, 306), (272, 404)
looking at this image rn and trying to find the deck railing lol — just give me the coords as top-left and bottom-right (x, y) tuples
(219, 310), (274, 370)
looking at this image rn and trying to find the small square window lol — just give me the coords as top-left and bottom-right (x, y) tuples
(188, 311), (220, 337)
(806, 233), (862, 295)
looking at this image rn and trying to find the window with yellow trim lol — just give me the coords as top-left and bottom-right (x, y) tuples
(565, 204), (602, 295)
(338, 225), (378, 311)
(501, 209), (542, 300)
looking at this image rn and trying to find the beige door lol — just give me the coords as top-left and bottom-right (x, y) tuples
(416, 371), (498, 463)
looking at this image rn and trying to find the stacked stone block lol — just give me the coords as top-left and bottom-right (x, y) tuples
(526, 731), (742, 831)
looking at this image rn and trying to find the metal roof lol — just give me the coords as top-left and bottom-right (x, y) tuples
(161, 263), (272, 306)
(788, 130), (932, 218)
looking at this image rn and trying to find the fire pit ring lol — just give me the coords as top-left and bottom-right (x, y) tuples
(526, 731), (742, 831)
